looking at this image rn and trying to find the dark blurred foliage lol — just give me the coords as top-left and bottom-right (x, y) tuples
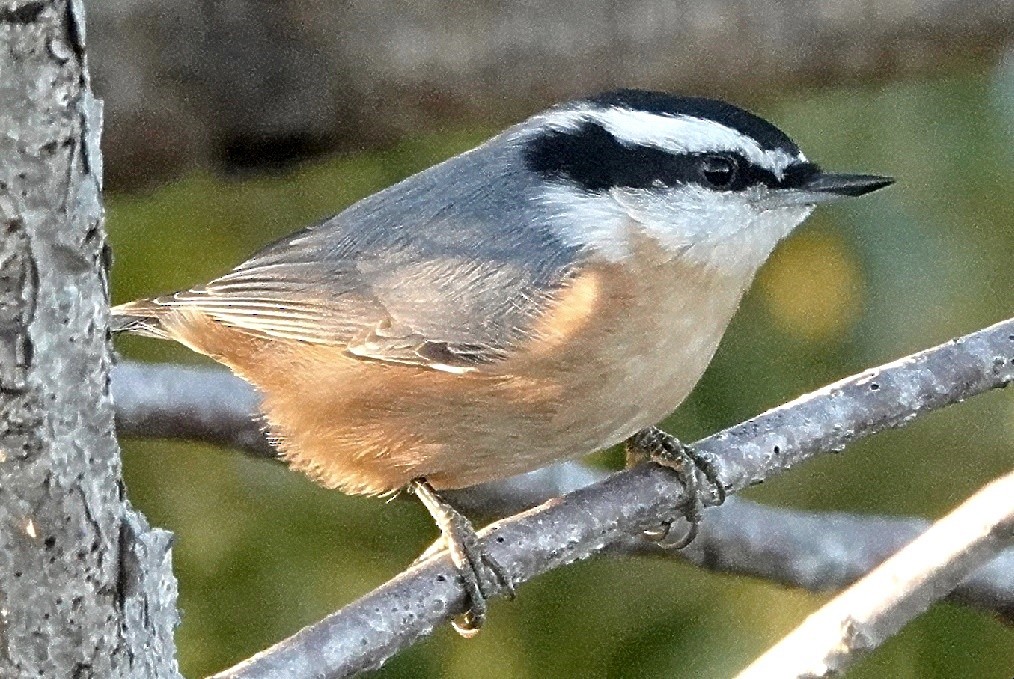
(109, 70), (1013, 677)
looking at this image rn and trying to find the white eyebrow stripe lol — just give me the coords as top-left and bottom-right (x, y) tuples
(536, 107), (805, 178)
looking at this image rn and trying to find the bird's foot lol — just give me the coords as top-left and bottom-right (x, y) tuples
(411, 479), (515, 637)
(624, 426), (726, 548)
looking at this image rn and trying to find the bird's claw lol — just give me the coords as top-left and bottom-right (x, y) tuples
(625, 427), (725, 548)
(411, 479), (514, 636)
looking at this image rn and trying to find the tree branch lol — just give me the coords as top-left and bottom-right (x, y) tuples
(113, 361), (271, 457)
(737, 470), (1014, 678)
(114, 316), (1014, 677)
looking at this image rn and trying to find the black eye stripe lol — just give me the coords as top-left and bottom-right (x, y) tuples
(523, 121), (812, 194)
(781, 161), (822, 188)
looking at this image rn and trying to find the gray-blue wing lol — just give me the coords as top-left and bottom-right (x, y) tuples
(159, 150), (584, 372)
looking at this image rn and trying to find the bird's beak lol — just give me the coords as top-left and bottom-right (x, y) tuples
(758, 172), (894, 209)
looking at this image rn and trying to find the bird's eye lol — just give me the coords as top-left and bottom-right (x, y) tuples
(698, 154), (738, 189)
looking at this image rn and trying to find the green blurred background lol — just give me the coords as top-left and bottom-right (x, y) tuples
(110, 71), (1013, 677)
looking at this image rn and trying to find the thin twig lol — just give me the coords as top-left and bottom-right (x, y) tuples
(737, 470), (1014, 678)
(188, 316), (1012, 678)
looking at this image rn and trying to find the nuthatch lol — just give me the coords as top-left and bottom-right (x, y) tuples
(112, 89), (892, 633)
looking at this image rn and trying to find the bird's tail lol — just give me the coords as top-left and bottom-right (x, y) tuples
(109, 298), (174, 340)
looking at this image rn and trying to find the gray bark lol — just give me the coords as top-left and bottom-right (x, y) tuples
(0, 1), (179, 676)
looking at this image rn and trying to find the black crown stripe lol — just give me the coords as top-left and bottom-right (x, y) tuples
(523, 120), (817, 194)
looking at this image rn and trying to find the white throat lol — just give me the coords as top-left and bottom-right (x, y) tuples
(539, 183), (814, 272)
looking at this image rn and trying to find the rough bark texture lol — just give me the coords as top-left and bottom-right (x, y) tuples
(86, 0), (1014, 190)
(0, 1), (179, 676)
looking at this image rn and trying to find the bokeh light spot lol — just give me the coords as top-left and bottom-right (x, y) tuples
(758, 229), (863, 343)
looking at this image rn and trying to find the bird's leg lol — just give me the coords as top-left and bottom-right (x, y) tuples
(410, 479), (515, 637)
(624, 426), (726, 549)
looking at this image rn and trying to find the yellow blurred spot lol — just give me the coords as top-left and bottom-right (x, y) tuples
(758, 230), (863, 342)
(24, 518), (37, 539)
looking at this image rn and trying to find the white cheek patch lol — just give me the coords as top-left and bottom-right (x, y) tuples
(537, 184), (634, 261)
(537, 107), (805, 179)
(540, 182), (814, 269)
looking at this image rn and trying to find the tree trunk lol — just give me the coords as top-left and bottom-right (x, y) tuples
(0, 1), (179, 676)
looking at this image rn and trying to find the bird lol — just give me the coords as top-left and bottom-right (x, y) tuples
(111, 89), (893, 634)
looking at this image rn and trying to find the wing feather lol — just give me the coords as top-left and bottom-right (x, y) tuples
(148, 144), (585, 371)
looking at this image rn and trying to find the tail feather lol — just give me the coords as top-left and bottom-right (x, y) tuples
(109, 299), (173, 339)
